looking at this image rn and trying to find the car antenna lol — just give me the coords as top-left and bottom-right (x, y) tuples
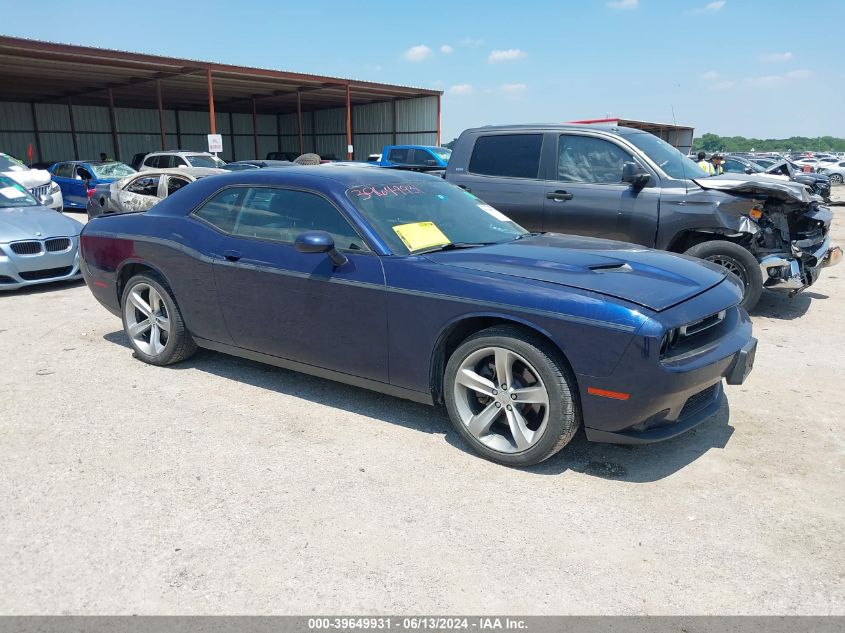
(672, 104), (689, 194)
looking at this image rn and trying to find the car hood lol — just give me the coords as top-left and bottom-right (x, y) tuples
(1, 169), (51, 188)
(424, 234), (727, 312)
(693, 173), (817, 203)
(0, 205), (83, 242)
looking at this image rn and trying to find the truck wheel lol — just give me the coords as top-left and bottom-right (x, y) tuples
(685, 240), (763, 311)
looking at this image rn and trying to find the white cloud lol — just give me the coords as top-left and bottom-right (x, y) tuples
(607, 0), (638, 8)
(704, 0), (726, 10)
(759, 51), (793, 63)
(447, 84), (473, 95)
(498, 83), (528, 95)
(403, 45), (432, 62)
(488, 48), (527, 63)
(745, 69), (813, 87)
(700, 70), (720, 81)
(440, 44), (453, 54)
(711, 80), (736, 91)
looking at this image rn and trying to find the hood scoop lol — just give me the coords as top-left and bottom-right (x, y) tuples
(588, 262), (633, 273)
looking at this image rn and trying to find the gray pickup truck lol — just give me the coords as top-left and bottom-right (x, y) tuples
(445, 124), (841, 310)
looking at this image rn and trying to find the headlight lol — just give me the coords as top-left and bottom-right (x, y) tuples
(50, 181), (61, 193)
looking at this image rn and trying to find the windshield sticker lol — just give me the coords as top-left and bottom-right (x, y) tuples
(350, 184), (423, 201)
(478, 203), (510, 222)
(392, 222), (451, 252)
(0, 186), (26, 199)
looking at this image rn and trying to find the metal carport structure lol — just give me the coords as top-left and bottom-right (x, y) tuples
(0, 36), (442, 164)
(570, 117), (695, 154)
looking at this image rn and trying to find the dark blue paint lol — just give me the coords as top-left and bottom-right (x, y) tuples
(79, 167), (754, 442)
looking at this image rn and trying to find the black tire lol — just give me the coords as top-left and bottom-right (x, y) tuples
(830, 173), (843, 185)
(685, 240), (763, 311)
(443, 325), (580, 467)
(121, 272), (197, 366)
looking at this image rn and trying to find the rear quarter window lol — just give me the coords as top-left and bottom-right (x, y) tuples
(468, 134), (542, 179)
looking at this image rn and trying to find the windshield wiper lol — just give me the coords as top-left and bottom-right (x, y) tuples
(414, 241), (498, 255)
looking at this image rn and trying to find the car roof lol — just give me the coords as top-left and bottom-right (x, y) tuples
(146, 150), (212, 156)
(461, 123), (646, 136)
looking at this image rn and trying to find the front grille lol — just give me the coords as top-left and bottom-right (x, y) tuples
(679, 384), (719, 419)
(18, 266), (73, 281)
(10, 241), (43, 255)
(45, 237), (71, 252)
(28, 184), (51, 198)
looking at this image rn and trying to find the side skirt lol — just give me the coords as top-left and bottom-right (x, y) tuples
(193, 336), (434, 406)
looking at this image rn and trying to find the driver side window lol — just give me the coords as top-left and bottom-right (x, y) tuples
(557, 135), (632, 184)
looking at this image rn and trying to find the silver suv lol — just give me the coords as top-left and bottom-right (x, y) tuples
(139, 151), (226, 171)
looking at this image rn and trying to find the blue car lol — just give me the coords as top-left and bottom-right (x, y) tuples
(49, 160), (136, 210)
(79, 167), (756, 466)
(375, 145), (451, 168)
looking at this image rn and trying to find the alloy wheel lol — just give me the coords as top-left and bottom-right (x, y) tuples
(124, 283), (171, 356)
(706, 254), (748, 286)
(452, 346), (550, 454)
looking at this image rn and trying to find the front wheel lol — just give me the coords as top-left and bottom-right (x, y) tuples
(444, 325), (580, 467)
(830, 173), (843, 184)
(121, 272), (197, 366)
(685, 240), (763, 311)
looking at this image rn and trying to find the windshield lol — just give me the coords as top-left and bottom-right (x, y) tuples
(90, 162), (136, 179)
(0, 176), (38, 208)
(0, 153), (28, 172)
(346, 179), (527, 254)
(625, 132), (709, 180)
(430, 147), (452, 159)
(186, 154), (226, 168)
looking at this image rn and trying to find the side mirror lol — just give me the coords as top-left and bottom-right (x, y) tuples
(426, 159), (437, 166)
(294, 230), (348, 266)
(622, 161), (651, 188)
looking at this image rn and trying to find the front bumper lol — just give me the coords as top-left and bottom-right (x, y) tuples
(0, 237), (82, 291)
(578, 280), (754, 445)
(758, 234), (841, 293)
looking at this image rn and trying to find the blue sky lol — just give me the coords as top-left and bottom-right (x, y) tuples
(3, 0), (841, 142)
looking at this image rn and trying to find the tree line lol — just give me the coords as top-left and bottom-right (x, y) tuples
(693, 133), (845, 153)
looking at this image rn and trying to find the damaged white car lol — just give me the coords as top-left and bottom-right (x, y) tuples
(0, 152), (63, 212)
(86, 167), (226, 219)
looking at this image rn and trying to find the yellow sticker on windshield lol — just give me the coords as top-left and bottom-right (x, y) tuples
(392, 222), (451, 252)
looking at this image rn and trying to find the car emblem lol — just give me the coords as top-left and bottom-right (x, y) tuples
(35, 232), (42, 237)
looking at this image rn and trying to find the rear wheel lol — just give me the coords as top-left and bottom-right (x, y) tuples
(121, 273), (196, 366)
(444, 325), (580, 467)
(685, 240), (763, 311)
(830, 173), (843, 184)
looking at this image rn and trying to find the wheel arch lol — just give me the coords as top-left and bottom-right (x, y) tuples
(428, 312), (577, 405)
(115, 259), (172, 305)
(665, 228), (754, 254)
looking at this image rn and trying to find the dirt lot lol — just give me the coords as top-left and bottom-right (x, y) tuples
(1, 194), (844, 615)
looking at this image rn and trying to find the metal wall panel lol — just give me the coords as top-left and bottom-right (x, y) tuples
(233, 136), (253, 160)
(314, 107), (346, 134)
(118, 133), (163, 159)
(77, 133), (114, 159)
(39, 132), (75, 161)
(178, 111), (230, 135)
(0, 132), (33, 160)
(34, 103), (71, 131)
(116, 107), (160, 133)
(256, 136), (278, 158)
(315, 135), (345, 160)
(352, 133), (392, 159)
(278, 113), (297, 135)
(0, 102), (34, 129)
(72, 105), (110, 132)
(396, 132), (437, 146)
(353, 101), (393, 133)
(256, 114), (277, 135)
(231, 113), (252, 135)
(396, 96), (437, 133)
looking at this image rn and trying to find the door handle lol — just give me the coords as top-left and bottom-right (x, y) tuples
(223, 250), (242, 262)
(546, 190), (574, 201)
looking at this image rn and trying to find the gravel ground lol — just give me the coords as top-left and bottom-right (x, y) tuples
(0, 199), (843, 615)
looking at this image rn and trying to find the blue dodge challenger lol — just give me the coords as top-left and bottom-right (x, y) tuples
(80, 167), (756, 466)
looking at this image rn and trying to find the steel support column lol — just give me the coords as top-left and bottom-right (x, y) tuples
(436, 94), (441, 146)
(207, 69), (216, 134)
(67, 98), (79, 160)
(156, 79), (167, 151)
(108, 88), (121, 160)
(296, 90), (304, 155)
(252, 98), (259, 159)
(29, 102), (42, 164)
(392, 99), (398, 145)
(345, 83), (353, 160)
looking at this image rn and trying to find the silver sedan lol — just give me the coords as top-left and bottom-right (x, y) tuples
(86, 167), (226, 219)
(0, 176), (83, 291)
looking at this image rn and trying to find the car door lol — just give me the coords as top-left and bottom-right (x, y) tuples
(64, 163), (94, 208)
(163, 175), (191, 198)
(50, 162), (76, 206)
(116, 174), (161, 212)
(451, 133), (546, 230)
(723, 158), (749, 174)
(191, 185), (389, 382)
(542, 132), (660, 246)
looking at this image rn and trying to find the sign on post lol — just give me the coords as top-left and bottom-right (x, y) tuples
(207, 134), (223, 154)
